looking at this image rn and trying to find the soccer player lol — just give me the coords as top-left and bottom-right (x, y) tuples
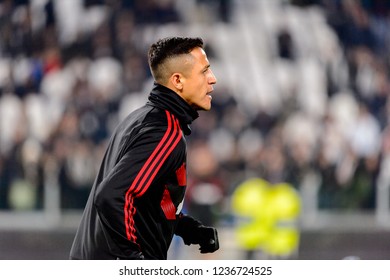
(70, 37), (219, 260)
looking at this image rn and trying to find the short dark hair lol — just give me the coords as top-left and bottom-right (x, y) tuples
(148, 37), (204, 82)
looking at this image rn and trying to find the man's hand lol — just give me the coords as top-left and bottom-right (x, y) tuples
(198, 226), (219, 253)
(175, 215), (220, 253)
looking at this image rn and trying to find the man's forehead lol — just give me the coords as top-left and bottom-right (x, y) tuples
(190, 47), (206, 57)
(190, 47), (209, 65)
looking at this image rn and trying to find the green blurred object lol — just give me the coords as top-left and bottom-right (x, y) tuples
(267, 183), (301, 221)
(263, 227), (300, 256)
(231, 178), (301, 256)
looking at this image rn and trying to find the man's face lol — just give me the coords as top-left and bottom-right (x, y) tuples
(179, 47), (217, 111)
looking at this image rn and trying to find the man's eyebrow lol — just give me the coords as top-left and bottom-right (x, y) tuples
(202, 64), (211, 71)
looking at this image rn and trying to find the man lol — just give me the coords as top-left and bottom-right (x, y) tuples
(70, 37), (219, 260)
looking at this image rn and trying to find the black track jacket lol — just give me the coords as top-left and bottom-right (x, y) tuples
(70, 83), (200, 260)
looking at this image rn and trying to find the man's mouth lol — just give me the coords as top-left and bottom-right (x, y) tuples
(207, 88), (213, 99)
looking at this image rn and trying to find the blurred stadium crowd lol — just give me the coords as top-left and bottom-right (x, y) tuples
(0, 0), (390, 228)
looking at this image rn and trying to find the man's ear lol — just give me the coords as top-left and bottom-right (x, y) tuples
(170, 73), (184, 91)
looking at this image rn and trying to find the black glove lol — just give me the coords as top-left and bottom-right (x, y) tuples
(197, 226), (219, 254)
(175, 215), (219, 254)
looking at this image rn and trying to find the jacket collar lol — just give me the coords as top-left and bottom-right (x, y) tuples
(147, 83), (199, 135)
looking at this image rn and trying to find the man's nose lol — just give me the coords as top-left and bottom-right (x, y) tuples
(209, 70), (217, 84)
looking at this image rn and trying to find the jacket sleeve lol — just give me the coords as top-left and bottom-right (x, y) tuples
(93, 115), (183, 257)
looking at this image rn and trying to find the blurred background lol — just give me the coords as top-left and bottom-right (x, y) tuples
(1, 0), (390, 260)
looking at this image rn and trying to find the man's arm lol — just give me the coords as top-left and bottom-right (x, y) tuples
(93, 121), (182, 257)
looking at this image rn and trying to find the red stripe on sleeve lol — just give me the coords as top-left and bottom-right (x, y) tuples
(123, 111), (182, 241)
(136, 116), (182, 197)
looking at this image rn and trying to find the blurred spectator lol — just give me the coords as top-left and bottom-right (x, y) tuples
(186, 141), (224, 227)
